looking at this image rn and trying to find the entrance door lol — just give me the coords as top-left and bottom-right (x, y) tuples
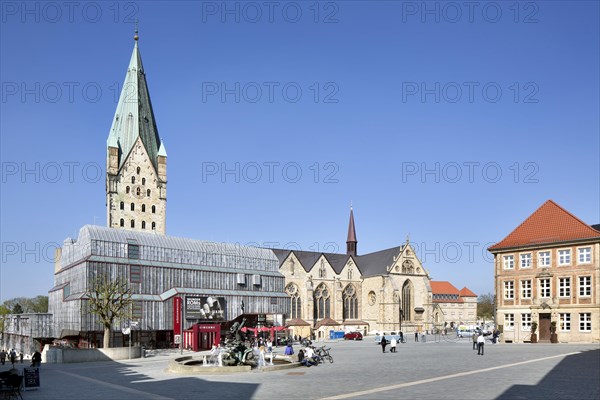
(539, 313), (551, 342)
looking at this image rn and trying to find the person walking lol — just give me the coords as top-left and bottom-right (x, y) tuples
(31, 350), (42, 368)
(415, 331), (419, 342)
(390, 338), (397, 353)
(380, 337), (387, 353)
(472, 330), (478, 350)
(0, 349), (5, 365)
(477, 332), (485, 355)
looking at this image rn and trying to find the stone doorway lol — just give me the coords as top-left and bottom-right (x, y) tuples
(539, 313), (551, 342)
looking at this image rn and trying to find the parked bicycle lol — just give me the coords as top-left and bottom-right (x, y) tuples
(315, 346), (333, 363)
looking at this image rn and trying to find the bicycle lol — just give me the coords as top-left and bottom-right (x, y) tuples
(315, 346), (333, 363)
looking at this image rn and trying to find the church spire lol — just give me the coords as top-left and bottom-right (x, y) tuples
(346, 204), (357, 256)
(106, 33), (167, 235)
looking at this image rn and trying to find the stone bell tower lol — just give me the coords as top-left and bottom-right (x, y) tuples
(106, 30), (167, 234)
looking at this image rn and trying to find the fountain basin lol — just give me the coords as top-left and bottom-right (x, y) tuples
(168, 355), (299, 374)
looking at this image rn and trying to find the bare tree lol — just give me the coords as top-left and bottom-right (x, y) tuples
(86, 277), (132, 348)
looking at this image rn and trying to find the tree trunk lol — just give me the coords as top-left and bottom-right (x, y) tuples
(104, 326), (111, 348)
(530, 334), (537, 343)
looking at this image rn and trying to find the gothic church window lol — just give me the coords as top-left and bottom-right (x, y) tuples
(348, 268), (353, 280)
(343, 284), (358, 320)
(313, 283), (330, 319)
(286, 284), (301, 319)
(402, 281), (412, 321)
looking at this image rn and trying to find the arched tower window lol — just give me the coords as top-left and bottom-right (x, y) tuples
(136, 167), (140, 174)
(151, 205), (156, 214)
(319, 259), (326, 278)
(343, 284), (358, 320)
(142, 178), (146, 185)
(120, 202), (124, 210)
(141, 221), (146, 229)
(313, 283), (330, 320)
(130, 203), (135, 211)
(142, 204), (146, 212)
(147, 189), (151, 197)
(136, 187), (141, 196)
(126, 186), (130, 194)
(286, 284), (301, 319)
(402, 281), (413, 321)
(151, 222), (156, 230)
(120, 218), (124, 227)
(130, 219), (135, 228)
(132, 176), (135, 184)
(348, 268), (353, 280)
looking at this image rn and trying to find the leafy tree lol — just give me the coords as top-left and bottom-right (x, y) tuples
(477, 293), (494, 321)
(12, 303), (23, 314)
(2, 296), (48, 313)
(0, 304), (10, 346)
(86, 277), (132, 348)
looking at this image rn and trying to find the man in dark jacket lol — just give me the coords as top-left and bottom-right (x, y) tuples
(380, 337), (387, 353)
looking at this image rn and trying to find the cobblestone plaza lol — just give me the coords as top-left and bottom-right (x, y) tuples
(11, 339), (599, 400)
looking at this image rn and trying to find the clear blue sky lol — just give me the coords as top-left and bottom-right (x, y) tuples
(1, 1), (599, 301)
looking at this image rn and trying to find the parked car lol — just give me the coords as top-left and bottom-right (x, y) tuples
(344, 332), (363, 340)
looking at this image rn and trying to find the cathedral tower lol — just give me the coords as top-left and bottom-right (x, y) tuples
(106, 32), (167, 234)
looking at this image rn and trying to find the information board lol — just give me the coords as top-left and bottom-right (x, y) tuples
(23, 367), (40, 390)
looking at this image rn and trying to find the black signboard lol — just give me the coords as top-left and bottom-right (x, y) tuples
(23, 367), (40, 389)
(185, 296), (226, 320)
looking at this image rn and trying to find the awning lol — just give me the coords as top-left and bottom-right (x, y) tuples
(59, 329), (80, 338)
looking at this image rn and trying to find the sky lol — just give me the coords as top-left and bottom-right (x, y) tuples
(1, 1), (599, 302)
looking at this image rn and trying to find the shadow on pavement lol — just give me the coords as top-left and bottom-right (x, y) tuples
(496, 349), (600, 400)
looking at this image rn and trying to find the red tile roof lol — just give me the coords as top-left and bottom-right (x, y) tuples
(430, 281), (459, 295)
(489, 200), (600, 251)
(459, 287), (477, 297)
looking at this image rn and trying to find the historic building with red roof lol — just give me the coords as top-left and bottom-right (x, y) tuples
(488, 200), (600, 343)
(430, 281), (478, 328)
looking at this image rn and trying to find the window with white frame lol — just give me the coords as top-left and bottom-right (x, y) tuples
(520, 253), (532, 268)
(521, 279), (532, 299)
(578, 247), (591, 264)
(538, 251), (551, 267)
(504, 313), (514, 330)
(579, 276), (591, 297)
(558, 277), (571, 297)
(559, 313), (571, 331)
(539, 278), (551, 298)
(521, 313), (532, 331)
(558, 249), (571, 266)
(579, 313), (591, 332)
(504, 280), (514, 299)
(503, 255), (514, 269)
